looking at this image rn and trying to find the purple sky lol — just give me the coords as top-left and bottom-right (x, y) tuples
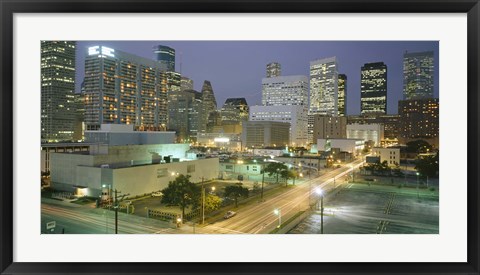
(76, 41), (438, 115)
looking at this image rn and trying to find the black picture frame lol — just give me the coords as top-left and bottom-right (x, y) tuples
(1, 0), (479, 274)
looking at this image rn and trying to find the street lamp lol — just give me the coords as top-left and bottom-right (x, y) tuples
(315, 188), (324, 234)
(273, 208), (282, 228)
(416, 172), (420, 199)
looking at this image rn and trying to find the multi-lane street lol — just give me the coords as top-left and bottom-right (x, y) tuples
(41, 158), (364, 234)
(199, 158), (365, 234)
(41, 199), (179, 234)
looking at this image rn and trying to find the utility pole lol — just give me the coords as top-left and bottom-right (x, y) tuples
(201, 177), (205, 224)
(114, 189), (118, 234)
(320, 194), (324, 234)
(261, 164), (265, 200)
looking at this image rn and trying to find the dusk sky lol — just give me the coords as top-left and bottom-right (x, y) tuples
(75, 41), (438, 115)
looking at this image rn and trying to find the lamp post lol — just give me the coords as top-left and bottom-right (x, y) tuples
(274, 209), (282, 228)
(255, 159), (265, 200)
(416, 172), (420, 199)
(316, 188), (324, 234)
(350, 164), (354, 183)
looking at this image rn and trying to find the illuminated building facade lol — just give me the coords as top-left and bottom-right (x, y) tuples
(41, 41), (77, 142)
(346, 123), (385, 146)
(361, 62), (387, 115)
(83, 46), (168, 131)
(153, 45), (175, 72)
(220, 98), (249, 125)
(249, 105), (309, 146)
(347, 115), (400, 140)
(398, 98), (439, 140)
(309, 57), (338, 116)
(201, 80), (218, 134)
(266, 62), (281, 78)
(403, 51), (434, 100)
(181, 76), (194, 91)
(261, 75), (308, 106)
(312, 115), (347, 141)
(338, 74), (347, 116)
(167, 89), (204, 142)
(241, 121), (290, 148)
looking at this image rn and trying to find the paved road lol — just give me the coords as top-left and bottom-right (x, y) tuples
(41, 159), (364, 235)
(41, 199), (182, 234)
(199, 158), (365, 234)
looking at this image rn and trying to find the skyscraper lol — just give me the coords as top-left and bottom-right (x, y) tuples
(398, 98), (439, 141)
(201, 80), (218, 133)
(166, 71), (181, 92)
(181, 76), (194, 91)
(266, 62), (281, 78)
(403, 51), (434, 100)
(309, 57), (338, 116)
(261, 75), (308, 106)
(167, 89), (204, 142)
(84, 46), (168, 131)
(309, 57), (339, 143)
(256, 73), (309, 146)
(220, 98), (249, 125)
(41, 41), (77, 142)
(153, 45), (175, 72)
(361, 62), (387, 115)
(338, 74), (347, 116)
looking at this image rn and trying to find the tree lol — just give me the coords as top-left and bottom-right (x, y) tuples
(281, 169), (298, 187)
(406, 140), (433, 153)
(204, 194), (222, 212)
(224, 184), (249, 207)
(263, 162), (288, 184)
(415, 153), (439, 178)
(161, 174), (201, 219)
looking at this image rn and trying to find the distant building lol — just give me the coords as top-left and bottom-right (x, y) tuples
(347, 114), (400, 140)
(346, 123), (384, 146)
(338, 74), (347, 116)
(41, 41), (77, 142)
(266, 62), (281, 78)
(261, 75), (308, 106)
(84, 45), (168, 131)
(403, 51), (434, 100)
(201, 80), (218, 134)
(181, 76), (194, 91)
(361, 62), (387, 115)
(73, 91), (85, 141)
(316, 138), (365, 155)
(249, 105), (309, 146)
(153, 45), (175, 72)
(220, 98), (249, 125)
(196, 133), (241, 151)
(312, 115), (347, 142)
(50, 142), (218, 198)
(241, 121), (290, 148)
(166, 71), (181, 92)
(309, 57), (338, 116)
(41, 143), (92, 173)
(85, 124), (176, 146)
(398, 98), (439, 145)
(167, 89), (204, 142)
(372, 147), (400, 166)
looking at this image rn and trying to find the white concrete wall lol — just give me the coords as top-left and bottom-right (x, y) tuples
(373, 147), (400, 166)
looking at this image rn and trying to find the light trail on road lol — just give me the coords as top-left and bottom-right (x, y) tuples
(201, 158), (365, 234)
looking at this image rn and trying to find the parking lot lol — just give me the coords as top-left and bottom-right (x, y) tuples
(289, 182), (439, 234)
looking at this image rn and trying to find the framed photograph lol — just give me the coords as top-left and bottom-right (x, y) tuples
(1, 0), (479, 274)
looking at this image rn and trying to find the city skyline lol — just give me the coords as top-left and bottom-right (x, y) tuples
(75, 41), (439, 115)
